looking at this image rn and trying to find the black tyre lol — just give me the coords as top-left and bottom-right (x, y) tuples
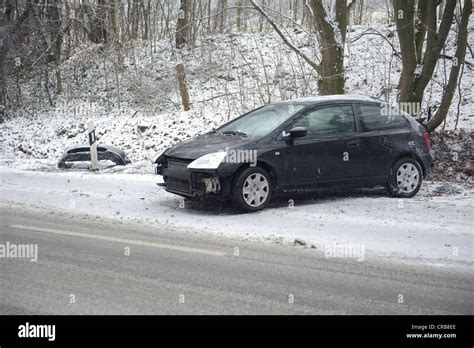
(386, 158), (423, 198)
(231, 167), (273, 212)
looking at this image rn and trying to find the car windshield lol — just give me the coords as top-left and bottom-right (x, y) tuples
(217, 103), (306, 137)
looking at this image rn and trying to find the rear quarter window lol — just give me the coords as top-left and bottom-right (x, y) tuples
(358, 104), (409, 132)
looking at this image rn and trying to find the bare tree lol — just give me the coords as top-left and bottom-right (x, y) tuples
(394, 0), (471, 131)
(393, 0), (456, 106)
(426, 0), (471, 131)
(250, 0), (347, 95)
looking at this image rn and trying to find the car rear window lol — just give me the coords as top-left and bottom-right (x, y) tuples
(359, 104), (408, 132)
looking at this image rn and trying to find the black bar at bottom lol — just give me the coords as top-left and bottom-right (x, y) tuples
(0, 315), (471, 347)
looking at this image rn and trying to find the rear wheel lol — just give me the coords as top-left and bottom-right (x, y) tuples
(231, 167), (272, 212)
(386, 158), (423, 198)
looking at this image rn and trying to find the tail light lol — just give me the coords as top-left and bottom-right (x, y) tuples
(423, 131), (432, 149)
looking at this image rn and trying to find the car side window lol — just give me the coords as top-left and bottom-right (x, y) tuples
(359, 104), (408, 132)
(292, 105), (356, 137)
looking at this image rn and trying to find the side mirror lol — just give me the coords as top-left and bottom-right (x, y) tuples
(283, 127), (307, 145)
(288, 127), (307, 139)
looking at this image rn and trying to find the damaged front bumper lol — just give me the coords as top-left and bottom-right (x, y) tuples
(154, 157), (233, 198)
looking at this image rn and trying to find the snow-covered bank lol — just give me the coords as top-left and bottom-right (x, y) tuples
(1, 167), (472, 269)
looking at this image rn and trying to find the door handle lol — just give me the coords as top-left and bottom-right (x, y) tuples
(347, 140), (360, 147)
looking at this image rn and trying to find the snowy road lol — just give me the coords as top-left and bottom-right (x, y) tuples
(0, 167), (473, 269)
(1, 206), (473, 315)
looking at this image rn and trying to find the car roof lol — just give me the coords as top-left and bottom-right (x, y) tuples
(275, 94), (381, 105)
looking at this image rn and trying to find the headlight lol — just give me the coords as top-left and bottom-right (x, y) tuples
(187, 152), (227, 170)
(152, 148), (169, 163)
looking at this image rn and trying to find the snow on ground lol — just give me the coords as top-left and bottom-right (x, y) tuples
(0, 20), (473, 170)
(1, 166), (472, 270)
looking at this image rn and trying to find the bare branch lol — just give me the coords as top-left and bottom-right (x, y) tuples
(249, 0), (321, 74)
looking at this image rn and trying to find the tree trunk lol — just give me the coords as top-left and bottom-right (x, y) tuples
(0, 40), (7, 110)
(176, 0), (190, 48)
(358, 0), (364, 24)
(130, 0), (139, 40)
(292, 0), (299, 24)
(309, 0), (346, 95)
(142, 0), (149, 40)
(258, 0), (266, 32)
(98, 0), (107, 42)
(0, 1), (13, 110)
(413, 1), (456, 102)
(83, 0), (100, 43)
(393, 0), (417, 102)
(220, 0), (228, 33)
(438, 0), (445, 19)
(414, 0), (429, 64)
(114, 57), (121, 110)
(109, 0), (123, 66)
(427, 0), (471, 131)
(207, 0), (212, 34)
(109, 0), (118, 38)
(335, 0), (348, 43)
(237, 1), (242, 31)
(48, 0), (62, 94)
(394, 0), (457, 107)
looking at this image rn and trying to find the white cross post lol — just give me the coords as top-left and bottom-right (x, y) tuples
(87, 119), (98, 171)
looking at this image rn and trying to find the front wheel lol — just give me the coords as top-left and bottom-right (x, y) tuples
(386, 158), (423, 198)
(231, 167), (273, 212)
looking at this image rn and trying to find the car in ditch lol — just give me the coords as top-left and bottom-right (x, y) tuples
(58, 144), (131, 168)
(153, 94), (433, 212)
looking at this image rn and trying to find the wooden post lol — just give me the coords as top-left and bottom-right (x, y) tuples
(176, 63), (190, 111)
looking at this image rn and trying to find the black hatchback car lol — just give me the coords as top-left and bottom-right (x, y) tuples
(154, 95), (433, 212)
